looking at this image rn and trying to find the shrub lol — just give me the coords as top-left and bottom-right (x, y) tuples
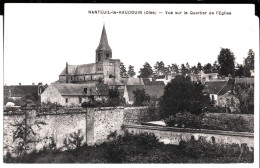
(105, 131), (160, 163)
(63, 130), (84, 150)
(165, 112), (203, 128)
(178, 137), (253, 161)
(133, 88), (150, 106)
(207, 106), (227, 113)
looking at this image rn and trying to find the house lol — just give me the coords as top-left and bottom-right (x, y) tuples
(41, 82), (109, 106)
(4, 83), (46, 101)
(200, 71), (218, 83)
(123, 85), (164, 104)
(235, 77), (254, 85)
(143, 78), (165, 85)
(203, 79), (234, 105)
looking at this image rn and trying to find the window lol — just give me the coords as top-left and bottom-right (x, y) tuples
(65, 98), (68, 103)
(98, 54), (101, 62)
(84, 76), (85, 81)
(79, 97), (82, 103)
(71, 77), (73, 80)
(91, 76), (93, 80)
(106, 53), (109, 58)
(84, 88), (88, 94)
(211, 95), (214, 101)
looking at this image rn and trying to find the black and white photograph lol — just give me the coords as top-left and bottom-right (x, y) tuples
(2, 3), (259, 165)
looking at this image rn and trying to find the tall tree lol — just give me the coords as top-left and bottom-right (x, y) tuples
(244, 49), (255, 77)
(120, 62), (128, 77)
(203, 63), (212, 73)
(186, 62), (190, 74)
(159, 75), (211, 118)
(138, 62), (153, 78)
(181, 64), (187, 76)
(218, 48), (235, 76)
(190, 66), (198, 74)
(235, 64), (245, 77)
(127, 65), (136, 77)
(212, 61), (219, 73)
(171, 63), (179, 74)
(197, 62), (202, 72)
(154, 61), (166, 75)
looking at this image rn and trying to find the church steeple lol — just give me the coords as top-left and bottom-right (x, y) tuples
(96, 25), (112, 63)
(96, 25), (112, 52)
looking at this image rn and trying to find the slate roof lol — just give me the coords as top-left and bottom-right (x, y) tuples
(52, 83), (109, 96)
(4, 85), (38, 98)
(126, 77), (144, 85)
(126, 85), (164, 101)
(235, 78), (254, 84)
(60, 63), (96, 76)
(96, 25), (112, 51)
(203, 81), (228, 95)
(142, 78), (165, 85)
(103, 78), (124, 86)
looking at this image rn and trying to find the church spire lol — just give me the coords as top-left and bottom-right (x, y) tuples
(96, 24), (112, 51)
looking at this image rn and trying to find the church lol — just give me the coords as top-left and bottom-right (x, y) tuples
(59, 25), (121, 84)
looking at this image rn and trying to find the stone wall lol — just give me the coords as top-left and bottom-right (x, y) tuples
(3, 106), (149, 156)
(123, 124), (254, 150)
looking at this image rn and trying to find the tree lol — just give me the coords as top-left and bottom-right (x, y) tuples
(159, 75), (211, 118)
(190, 66), (198, 74)
(233, 83), (254, 114)
(212, 61), (219, 73)
(181, 64), (187, 76)
(120, 62), (128, 78)
(171, 63), (179, 74)
(197, 62), (202, 72)
(218, 48), (235, 76)
(244, 49), (255, 77)
(203, 63), (212, 73)
(186, 62), (190, 74)
(133, 88), (150, 106)
(235, 64), (245, 77)
(127, 65), (136, 77)
(138, 62), (153, 78)
(154, 61), (166, 75)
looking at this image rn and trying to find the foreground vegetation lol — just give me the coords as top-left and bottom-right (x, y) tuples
(4, 131), (253, 163)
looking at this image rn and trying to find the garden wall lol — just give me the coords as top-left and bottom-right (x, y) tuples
(123, 124), (254, 150)
(3, 106), (149, 156)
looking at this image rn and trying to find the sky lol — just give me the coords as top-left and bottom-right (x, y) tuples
(3, 4), (259, 85)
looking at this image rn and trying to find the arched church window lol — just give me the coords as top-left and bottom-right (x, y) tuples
(98, 54), (101, 62)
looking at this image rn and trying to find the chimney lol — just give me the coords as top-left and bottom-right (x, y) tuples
(66, 62), (69, 83)
(19, 83), (21, 85)
(32, 83), (35, 85)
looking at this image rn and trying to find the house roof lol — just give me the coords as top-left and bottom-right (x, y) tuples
(126, 85), (164, 101)
(96, 25), (112, 51)
(143, 78), (165, 85)
(126, 77), (144, 85)
(103, 78), (124, 86)
(4, 85), (38, 98)
(235, 78), (254, 84)
(203, 80), (228, 95)
(52, 83), (109, 96)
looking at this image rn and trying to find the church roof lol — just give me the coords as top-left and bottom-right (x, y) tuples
(96, 25), (112, 51)
(60, 63), (96, 76)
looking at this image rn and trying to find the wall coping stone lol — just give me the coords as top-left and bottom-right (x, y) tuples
(123, 124), (254, 138)
(124, 106), (148, 110)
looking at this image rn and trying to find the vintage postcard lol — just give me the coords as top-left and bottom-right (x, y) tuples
(2, 3), (259, 167)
